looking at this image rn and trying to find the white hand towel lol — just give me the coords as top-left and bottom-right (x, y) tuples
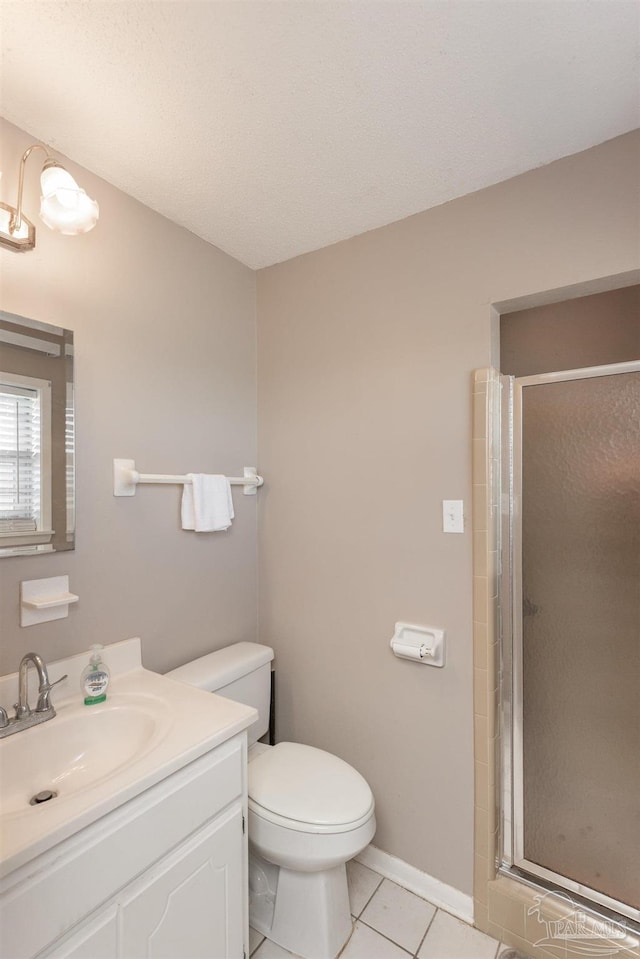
(181, 474), (234, 532)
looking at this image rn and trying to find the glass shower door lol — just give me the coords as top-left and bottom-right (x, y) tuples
(508, 362), (640, 921)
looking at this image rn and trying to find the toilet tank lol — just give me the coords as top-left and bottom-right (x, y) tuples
(166, 642), (274, 745)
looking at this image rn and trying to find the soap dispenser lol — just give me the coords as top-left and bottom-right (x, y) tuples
(81, 644), (110, 705)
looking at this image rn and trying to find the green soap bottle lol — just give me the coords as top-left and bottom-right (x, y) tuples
(81, 644), (110, 705)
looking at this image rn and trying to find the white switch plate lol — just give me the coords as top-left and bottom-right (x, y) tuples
(443, 500), (464, 533)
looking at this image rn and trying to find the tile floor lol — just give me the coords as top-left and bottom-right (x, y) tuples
(250, 859), (519, 959)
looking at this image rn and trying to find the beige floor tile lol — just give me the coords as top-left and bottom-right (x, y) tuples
(249, 925), (266, 955)
(252, 936), (302, 959)
(360, 879), (436, 954)
(418, 909), (501, 959)
(346, 859), (384, 918)
(340, 921), (411, 959)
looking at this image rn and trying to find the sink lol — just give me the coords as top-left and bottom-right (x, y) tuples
(0, 644), (257, 880)
(0, 696), (170, 815)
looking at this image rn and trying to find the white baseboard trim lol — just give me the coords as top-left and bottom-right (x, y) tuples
(356, 844), (474, 925)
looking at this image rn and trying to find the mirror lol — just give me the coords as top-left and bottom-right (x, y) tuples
(0, 310), (75, 556)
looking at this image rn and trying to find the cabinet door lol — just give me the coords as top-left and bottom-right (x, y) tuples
(120, 805), (245, 959)
(38, 907), (118, 959)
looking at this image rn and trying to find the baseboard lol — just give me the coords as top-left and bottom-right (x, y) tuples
(356, 844), (474, 925)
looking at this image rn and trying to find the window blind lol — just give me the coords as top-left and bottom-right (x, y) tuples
(0, 384), (41, 531)
(65, 391), (75, 535)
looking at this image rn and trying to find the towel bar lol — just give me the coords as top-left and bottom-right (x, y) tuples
(113, 459), (264, 496)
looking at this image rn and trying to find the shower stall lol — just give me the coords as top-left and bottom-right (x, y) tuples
(499, 360), (640, 925)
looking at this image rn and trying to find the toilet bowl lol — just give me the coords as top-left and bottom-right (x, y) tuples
(167, 643), (376, 959)
(247, 741), (376, 958)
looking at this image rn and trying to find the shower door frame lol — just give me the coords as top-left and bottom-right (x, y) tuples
(500, 359), (640, 926)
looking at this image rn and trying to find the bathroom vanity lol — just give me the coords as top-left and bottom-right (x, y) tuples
(0, 640), (256, 959)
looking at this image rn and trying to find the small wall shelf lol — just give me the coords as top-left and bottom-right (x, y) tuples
(22, 593), (79, 610)
(21, 576), (79, 627)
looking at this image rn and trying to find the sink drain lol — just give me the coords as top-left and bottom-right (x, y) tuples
(30, 789), (58, 805)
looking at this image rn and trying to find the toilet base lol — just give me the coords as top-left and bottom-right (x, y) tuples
(249, 852), (353, 959)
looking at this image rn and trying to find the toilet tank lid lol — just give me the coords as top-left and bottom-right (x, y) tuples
(167, 642), (274, 691)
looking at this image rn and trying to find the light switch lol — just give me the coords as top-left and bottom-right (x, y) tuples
(443, 500), (464, 533)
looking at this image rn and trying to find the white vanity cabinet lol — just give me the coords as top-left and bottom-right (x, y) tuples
(48, 810), (244, 959)
(1, 735), (249, 959)
(43, 910), (119, 959)
(118, 806), (244, 959)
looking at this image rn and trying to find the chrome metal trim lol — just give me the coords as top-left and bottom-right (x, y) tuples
(501, 861), (640, 926)
(511, 376), (525, 866)
(0, 705), (56, 739)
(516, 359), (640, 388)
(499, 373), (514, 865)
(0, 201), (35, 251)
(12, 143), (53, 233)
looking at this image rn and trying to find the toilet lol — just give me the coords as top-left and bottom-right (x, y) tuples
(167, 642), (376, 959)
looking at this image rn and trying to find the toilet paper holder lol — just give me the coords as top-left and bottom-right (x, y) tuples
(390, 622), (445, 667)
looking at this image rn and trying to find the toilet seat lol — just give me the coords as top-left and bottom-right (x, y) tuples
(249, 798), (375, 835)
(248, 742), (374, 834)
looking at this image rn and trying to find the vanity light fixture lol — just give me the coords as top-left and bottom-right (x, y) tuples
(0, 143), (99, 252)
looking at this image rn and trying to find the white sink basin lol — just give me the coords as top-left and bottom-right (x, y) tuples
(0, 649), (256, 879)
(1, 697), (169, 815)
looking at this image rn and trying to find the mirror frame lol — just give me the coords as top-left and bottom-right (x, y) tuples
(0, 310), (75, 557)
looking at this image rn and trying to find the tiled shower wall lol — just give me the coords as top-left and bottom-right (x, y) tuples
(471, 368), (639, 959)
(471, 368), (501, 939)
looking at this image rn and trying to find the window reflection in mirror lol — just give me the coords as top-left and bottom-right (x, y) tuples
(0, 311), (75, 556)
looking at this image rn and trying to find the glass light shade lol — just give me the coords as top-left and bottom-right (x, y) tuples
(39, 163), (99, 235)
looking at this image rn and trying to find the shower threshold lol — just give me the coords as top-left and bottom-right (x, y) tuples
(498, 863), (640, 935)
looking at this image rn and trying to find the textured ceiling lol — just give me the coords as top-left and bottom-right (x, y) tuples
(1, 1), (639, 269)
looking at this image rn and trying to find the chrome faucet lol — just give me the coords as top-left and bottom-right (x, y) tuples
(16, 652), (49, 718)
(0, 653), (67, 739)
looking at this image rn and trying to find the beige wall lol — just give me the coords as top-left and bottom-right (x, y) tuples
(256, 130), (640, 896)
(501, 284), (640, 376)
(0, 118), (258, 675)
